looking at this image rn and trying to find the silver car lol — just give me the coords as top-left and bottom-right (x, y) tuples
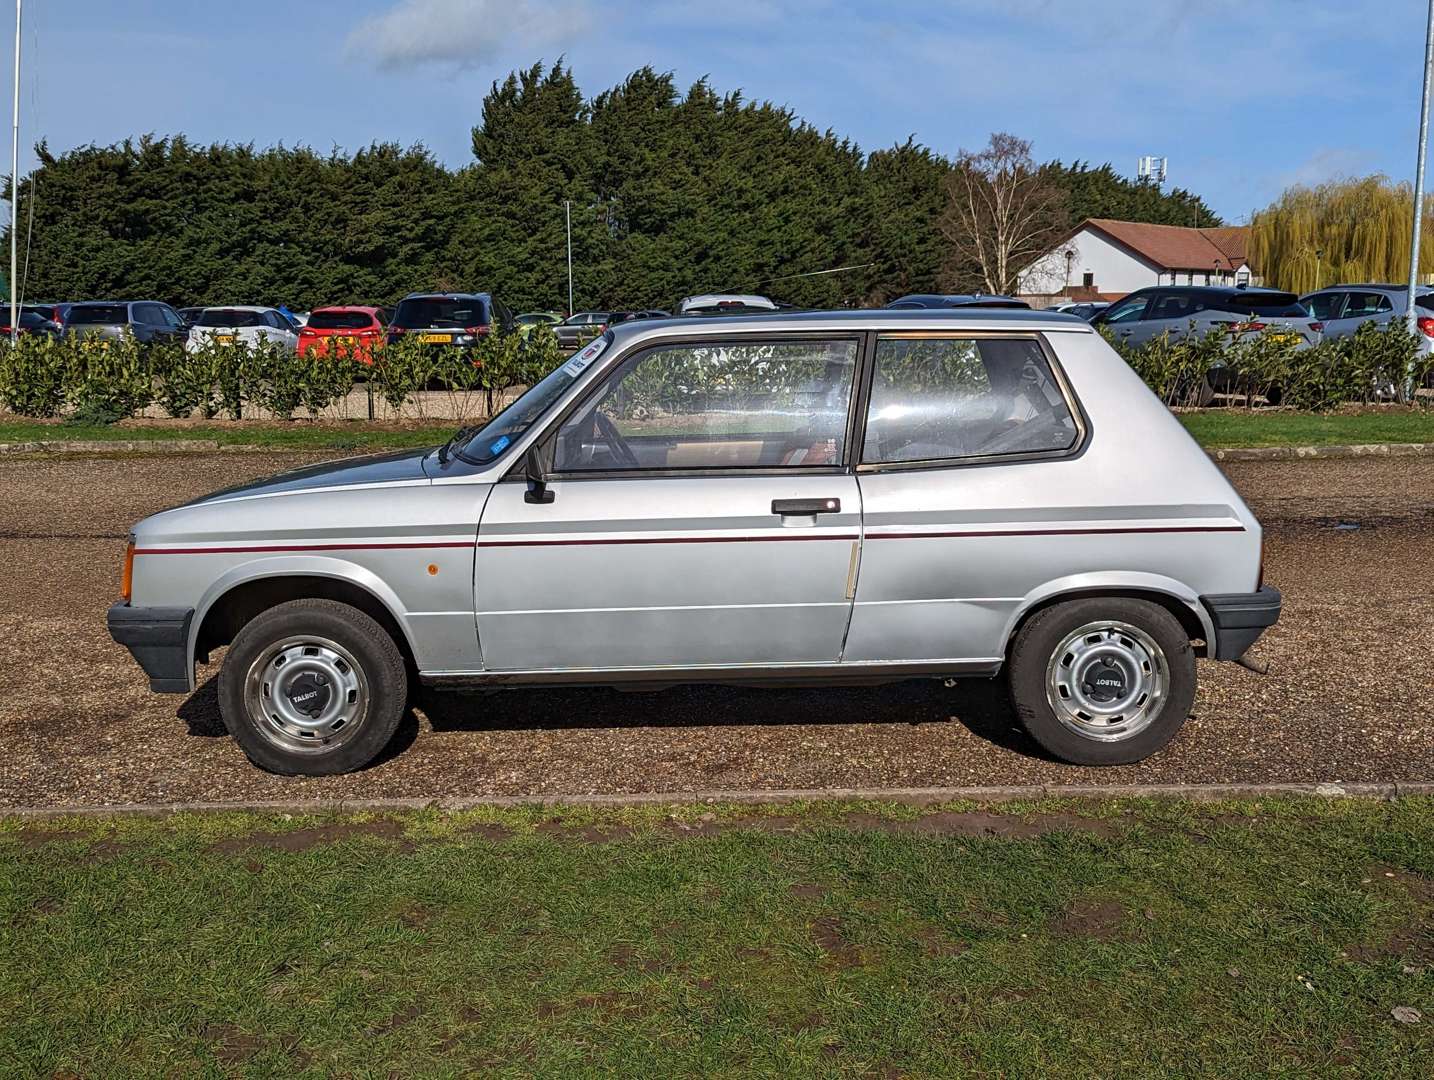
(109, 309), (1280, 776)
(1093, 286), (1322, 349)
(1299, 283), (1434, 353)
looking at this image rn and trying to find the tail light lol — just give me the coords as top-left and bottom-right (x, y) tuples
(389, 325), (406, 336)
(120, 539), (135, 602)
(1418, 316), (1434, 339)
(1224, 321), (1266, 334)
(1309, 322), (1324, 334)
(465, 325), (490, 336)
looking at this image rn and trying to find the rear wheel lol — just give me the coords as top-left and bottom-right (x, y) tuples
(1007, 597), (1196, 765)
(218, 598), (407, 776)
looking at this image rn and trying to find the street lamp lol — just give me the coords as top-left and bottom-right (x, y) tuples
(1407, 0), (1434, 388)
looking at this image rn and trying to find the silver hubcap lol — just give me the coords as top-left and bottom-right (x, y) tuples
(1045, 620), (1168, 742)
(243, 635), (369, 754)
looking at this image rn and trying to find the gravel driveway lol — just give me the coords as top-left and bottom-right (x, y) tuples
(1, 451), (1431, 807)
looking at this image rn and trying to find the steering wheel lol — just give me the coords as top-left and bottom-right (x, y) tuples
(594, 410), (640, 468)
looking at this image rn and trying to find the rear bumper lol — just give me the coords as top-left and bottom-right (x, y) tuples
(106, 602), (193, 693)
(1200, 586), (1282, 661)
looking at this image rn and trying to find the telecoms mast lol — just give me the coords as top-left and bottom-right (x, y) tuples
(1138, 156), (1168, 185)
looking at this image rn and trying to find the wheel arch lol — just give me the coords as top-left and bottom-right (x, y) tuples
(190, 558), (419, 689)
(1001, 573), (1214, 659)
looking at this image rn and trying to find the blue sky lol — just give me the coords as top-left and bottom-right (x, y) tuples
(5, 0), (1429, 223)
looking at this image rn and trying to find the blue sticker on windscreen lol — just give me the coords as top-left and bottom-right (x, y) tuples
(489, 435), (511, 454)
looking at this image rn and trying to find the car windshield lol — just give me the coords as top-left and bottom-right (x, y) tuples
(453, 336), (610, 465)
(394, 297), (487, 329)
(307, 310), (375, 330)
(68, 304), (129, 324)
(197, 309), (266, 328)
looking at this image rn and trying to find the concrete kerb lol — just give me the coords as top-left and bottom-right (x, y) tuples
(6, 781), (1434, 819)
(4, 438), (1434, 460)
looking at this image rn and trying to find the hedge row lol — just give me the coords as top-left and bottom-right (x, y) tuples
(1, 320), (1430, 425)
(1105, 320), (1434, 411)
(0, 327), (567, 422)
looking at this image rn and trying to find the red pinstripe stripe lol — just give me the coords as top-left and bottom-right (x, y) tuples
(133, 524), (1242, 555)
(133, 541), (476, 555)
(476, 533), (861, 548)
(865, 525), (1245, 540)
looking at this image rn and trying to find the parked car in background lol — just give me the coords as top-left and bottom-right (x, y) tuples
(886, 294), (1031, 310)
(1092, 287), (1323, 349)
(110, 307), (1279, 776)
(65, 301), (189, 345)
(387, 293), (515, 350)
(516, 311), (562, 328)
(1051, 301), (1109, 321)
(612, 309), (671, 323)
(298, 306), (390, 362)
(678, 294), (780, 315)
(0, 309), (62, 338)
(555, 311), (613, 350)
(20, 302), (70, 326)
(186, 306), (300, 354)
(177, 307), (205, 326)
(1299, 284), (1434, 348)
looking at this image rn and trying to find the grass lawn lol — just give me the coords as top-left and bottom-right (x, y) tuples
(2, 797), (1431, 1077)
(1179, 409), (1434, 448)
(3, 410), (1434, 455)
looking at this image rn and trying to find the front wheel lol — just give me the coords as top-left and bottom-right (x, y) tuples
(218, 598), (408, 775)
(1007, 597), (1196, 765)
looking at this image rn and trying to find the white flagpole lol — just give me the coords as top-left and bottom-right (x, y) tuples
(9, 0), (20, 343)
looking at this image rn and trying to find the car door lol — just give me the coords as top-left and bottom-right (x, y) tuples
(847, 332), (1086, 664)
(1135, 290), (1203, 345)
(474, 334), (864, 672)
(1302, 290), (1349, 336)
(1326, 290), (1394, 339)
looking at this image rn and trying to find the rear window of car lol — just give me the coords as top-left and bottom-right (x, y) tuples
(1212, 293), (1307, 317)
(393, 297), (489, 329)
(196, 309), (266, 328)
(68, 304), (130, 324)
(307, 310), (376, 330)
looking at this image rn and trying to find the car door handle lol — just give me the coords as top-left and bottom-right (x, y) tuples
(772, 498), (841, 516)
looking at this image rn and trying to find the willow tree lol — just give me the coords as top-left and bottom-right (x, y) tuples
(1250, 176), (1434, 293)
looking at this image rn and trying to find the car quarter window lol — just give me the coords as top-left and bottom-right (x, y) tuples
(553, 338), (858, 472)
(861, 335), (1079, 465)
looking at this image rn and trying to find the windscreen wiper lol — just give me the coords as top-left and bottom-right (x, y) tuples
(437, 424), (481, 465)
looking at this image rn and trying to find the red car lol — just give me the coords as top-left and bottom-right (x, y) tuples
(297, 306), (390, 363)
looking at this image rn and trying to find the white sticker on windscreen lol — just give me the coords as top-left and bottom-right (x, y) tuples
(562, 336), (609, 378)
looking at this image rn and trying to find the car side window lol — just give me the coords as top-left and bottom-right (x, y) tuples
(861, 336), (1079, 465)
(1101, 294), (1149, 324)
(133, 303), (159, 325)
(1303, 292), (1346, 321)
(1148, 292), (1198, 321)
(1343, 292), (1393, 318)
(553, 339), (858, 472)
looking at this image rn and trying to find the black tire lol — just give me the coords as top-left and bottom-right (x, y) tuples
(218, 598), (408, 776)
(1006, 597), (1196, 766)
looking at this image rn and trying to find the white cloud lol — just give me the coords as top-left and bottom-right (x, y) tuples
(346, 0), (592, 72)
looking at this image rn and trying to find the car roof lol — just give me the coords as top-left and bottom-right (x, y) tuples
(400, 292), (491, 300)
(680, 293), (778, 309)
(887, 293), (1030, 309)
(1141, 285), (1293, 297)
(200, 304), (277, 312)
(310, 304), (383, 312)
(1304, 283), (1434, 292)
(605, 307), (1090, 342)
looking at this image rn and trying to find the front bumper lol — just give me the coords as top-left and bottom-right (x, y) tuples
(1200, 586), (1282, 661)
(107, 602), (193, 693)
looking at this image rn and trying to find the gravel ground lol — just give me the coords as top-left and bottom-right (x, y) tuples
(1, 452), (1431, 807)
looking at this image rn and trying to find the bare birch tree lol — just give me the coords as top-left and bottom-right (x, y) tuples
(939, 133), (1069, 296)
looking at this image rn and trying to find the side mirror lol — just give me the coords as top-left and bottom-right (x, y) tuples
(524, 445), (555, 504)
